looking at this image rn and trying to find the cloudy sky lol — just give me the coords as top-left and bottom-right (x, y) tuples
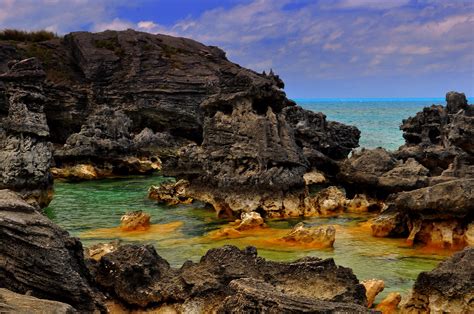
(1, 0), (473, 98)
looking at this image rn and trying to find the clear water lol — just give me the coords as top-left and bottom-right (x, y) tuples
(295, 97), (473, 151)
(46, 175), (455, 301)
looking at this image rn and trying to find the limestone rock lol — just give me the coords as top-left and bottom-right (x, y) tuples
(51, 164), (98, 181)
(361, 279), (384, 308)
(0, 189), (105, 312)
(402, 247), (474, 313)
(306, 186), (347, 216)
(282, 222), (336, 248)
(303, 170), (327, 185)
(93, 245), (367, 309)
(148, 179), (193, 205)
(375, 292), (401, 314)
(0, 288), (76, 314)
(85, 240), (121, 261)
(120, 210), (151, 231)
(235, 212), (265, 231)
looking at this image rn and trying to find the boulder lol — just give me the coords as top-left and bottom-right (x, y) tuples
(120, 210), (151, 231)
(84, 240), (121, 261)
(0, 189), (105, 312)
(148, 179), (193, 205)
(281, 223), (336, 248)
(402, 247), (474, 313)
(361, 279), (384, 308)
(93, 245), (367, 310)
(306, 186), (347, 216)
(51, 164), (99, 181)
(375, 292), (401, 314)
(0, 288), (75, 314)
(235, 212), (265, 231)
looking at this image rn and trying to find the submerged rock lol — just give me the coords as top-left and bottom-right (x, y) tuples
(0, 288), (75, 314)
(402, 247), (474, 313)
(0, 189), (105, 312)
(282, 222), (336, 248)
(93, 244), (367, 311)
(120, 210), (151, 231)
(361, 279), (384, 308)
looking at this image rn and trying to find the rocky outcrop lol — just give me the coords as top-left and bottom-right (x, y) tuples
(0, 58), (53, 207)
(0, 288), (76, 314)
(361, 279), (384, 308)
(120, 210), (151, 231)
(402, 247), (474, 313)
(376, 292), (401, 314)
(148, 179), (193, 205)
(281, 223), (336, 248)
(0, 189), (105, 312)
(93, 244), (368, 311)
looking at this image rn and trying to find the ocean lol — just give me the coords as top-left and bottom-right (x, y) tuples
(295, 97), (473, 151)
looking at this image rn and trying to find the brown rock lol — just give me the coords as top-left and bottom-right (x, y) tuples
(361, 279), (384, 308)
(282, 222), (336, 248)
(0, 288), (76, 314)
(375, 292), (401, 314)
(85, 240), (121, 261)
(120, 210), (151, 231)
(235, 212), (265, 231)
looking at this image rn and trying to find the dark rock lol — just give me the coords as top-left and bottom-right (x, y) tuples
(0, 58), (53, 207)
(0, 189), (105, 312)
(402, 247), (474, 313)
(0, 288), (76, 314)
(446, 91), (468, 114)
(94, 244), (367, 310)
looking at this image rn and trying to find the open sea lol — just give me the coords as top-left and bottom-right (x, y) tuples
(295, 97), (473, 151)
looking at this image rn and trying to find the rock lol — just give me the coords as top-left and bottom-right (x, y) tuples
(346, 194), (383, 213)
(148, 179), (193, 205)
(361, 279), (384, 308)
(378, 158), (429, 192)
(303, 170), (327, 185)
(0, 288), (76, 314)
(218, 278), (370, 313)
(375, 292), (401, 314)
(93, 245), (367, 310)
(402, 247), (474, 313)
(465, 222), (474, 246)
(446, 91), (468, 114)
(282, 222), (336, 248)
(85, 240), (121, 261)
(306, 186), (347, 216)
(371, 209), (408, 238)
(0, 58), (53, 207)
(120, 210), (151, 231)
(235, 212), (265, 231)
(408, 219), (466, 249)
(51, 164), (99, 181)
(0, 189), (105, 312)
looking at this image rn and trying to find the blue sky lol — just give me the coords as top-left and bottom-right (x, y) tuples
(0, 0), (473, 98)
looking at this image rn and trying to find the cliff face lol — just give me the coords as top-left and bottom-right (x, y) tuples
(0, 29), (360, 214)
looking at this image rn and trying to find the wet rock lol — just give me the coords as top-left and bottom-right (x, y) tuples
(408, 219), (466, 249)
(148, 179), (193, 205)
(120, 210), (151, 231)
(402, 247), (474, 313)
(375, 292), (401, 314)
(306, 186), (347, 216)
(282, 222), (336, 248)
(85, 240), (121, 261)
(235, 212), (265, 231)
(0, 189), (105, 312)
(0, 58), (53, 207)
(51, 164), (99, 181)
(361, 279), (384, 308)
(94, 245), (367, 310)
(371, 210), (408, 238)
(0, 288), (76, 314)
(346, 194), (383, 213)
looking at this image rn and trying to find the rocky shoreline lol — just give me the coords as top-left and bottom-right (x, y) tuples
(1, 30), (473, 313)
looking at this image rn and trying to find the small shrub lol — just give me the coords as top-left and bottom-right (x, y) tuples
(0, 29), (58, 42)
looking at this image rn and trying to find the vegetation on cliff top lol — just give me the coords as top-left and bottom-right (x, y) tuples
(0, 29), (59, 42)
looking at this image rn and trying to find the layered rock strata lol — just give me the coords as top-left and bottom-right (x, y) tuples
(0, 58), (53, 207)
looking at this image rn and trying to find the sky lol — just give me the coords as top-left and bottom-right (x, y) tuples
(0, 0), (473, 98)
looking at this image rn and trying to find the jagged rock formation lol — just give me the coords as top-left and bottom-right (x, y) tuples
(92, 244), (368, 312)
(402, 247), (474, 313)
(0, 58), (53, 207)
(1, 30), (360, 210)
(0, 189), (105, 312)
(0, 288), (76, 314)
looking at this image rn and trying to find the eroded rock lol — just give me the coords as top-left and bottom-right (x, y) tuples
(361, 279), (384, 308)
(281, 222), (336, 248)
(376, 292), (401, 314)
(0, 288), (76, 314)
(148, 179), (193, 205)
(120, 210), (151, 231)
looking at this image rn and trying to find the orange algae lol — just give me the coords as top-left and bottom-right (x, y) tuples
(81, 221), (184, 241)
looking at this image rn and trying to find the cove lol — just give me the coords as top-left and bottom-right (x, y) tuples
(46, 175), (453, 302)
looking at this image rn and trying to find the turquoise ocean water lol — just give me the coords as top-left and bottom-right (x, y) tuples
(295, 97), (473, 151)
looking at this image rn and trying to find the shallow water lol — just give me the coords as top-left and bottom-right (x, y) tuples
(296, 98), (456, 150)
(46, 175), (454, 302)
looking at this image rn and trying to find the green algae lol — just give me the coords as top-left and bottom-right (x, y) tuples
(46, 175), (449, 302)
